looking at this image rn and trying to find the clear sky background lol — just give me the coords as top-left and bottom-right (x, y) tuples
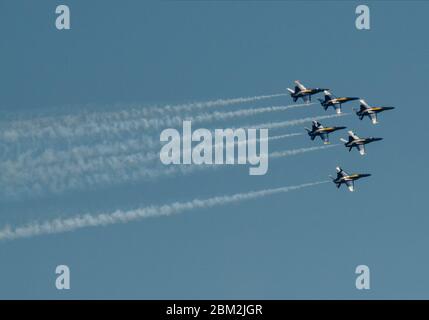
(0, 0), (429, 299)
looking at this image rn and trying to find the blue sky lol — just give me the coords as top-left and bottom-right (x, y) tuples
(0, 0), (429, 299)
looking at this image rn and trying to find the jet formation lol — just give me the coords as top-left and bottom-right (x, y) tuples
(286, 80), (395, 191)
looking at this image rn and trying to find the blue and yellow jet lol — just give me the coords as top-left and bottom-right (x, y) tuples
(355, 99), (395, 124)
(318, 90), (359, 114)
(305, 120), (346, 144)
(287, 80), (328, 103)
(330, 166), (371, 192)
(340, 131), (383, 155)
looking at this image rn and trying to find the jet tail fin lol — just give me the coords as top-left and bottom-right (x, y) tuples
(287, 88), (294, 94)
(340, 138), (348, 143)
(353, 107), (364, 119)
(347, 132), (356, 142)
(304, 128), (315, 140)
(329, 175), (341, 188)
(359, 100), (369, 110)
(323, 91), (332, 102)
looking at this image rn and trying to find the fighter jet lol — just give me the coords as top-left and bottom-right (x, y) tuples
(318, 90), (359, 114)
(330, 166), (371, 192)
(287, 80), (328, 103)
(305, 120), (346, 144)
(340, 131), (383, 155)
(355, 99), (395, 124)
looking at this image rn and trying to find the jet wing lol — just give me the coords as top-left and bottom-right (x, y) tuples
(346, 180), (355, 192)
(324, 90), (334, 99)
(348, 131), (359, 140)
(360, 99), (370, 108)
(340, 170), (349, 178)
(369, 112), (378, 124)
(336, 167), (349, 178)
(334, 105), (342, 114)
(357, 144), (366, 155)
(313, 121), (323, 129)
(294, 80), (306, 91)
(320, 132), (329, 144)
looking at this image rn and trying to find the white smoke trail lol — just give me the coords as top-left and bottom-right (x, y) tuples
(0, 110), (311, 171)
(188, 104), (310, 125)
(0, 180), (329, 240)
(247, 113), (350, 130)
(2, 136), (158, 169)
(1, 133), (305, 181)
(267, 132), (303, 140)
(1, 93), (288, 132)
(270, 144), (340, 158)
(0, 129), (303, 173)
(0, 143), (336, 199)
(0, 134), (299, 189)
(1, 103), (310, 143)
(155, 93), (290, 113)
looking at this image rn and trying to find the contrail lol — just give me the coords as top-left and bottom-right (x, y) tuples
(247, 113), (350, 130)
(0, 180), (329, 240)
(0, 133), (300, 189)
(153, 93), (290, 113)
(270, 144), (340, 158)
(267, 132), (303, 140)
(1, 133), (307, 178)
(1, 103), (311, 143)
(0, 106), (311, 170)
(188, 103), (310, 124)
(0, 142), (335, 199)
(1, 135), (158, 169)
(1, 127), (303, 170)
(3, 93), (289, 128)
